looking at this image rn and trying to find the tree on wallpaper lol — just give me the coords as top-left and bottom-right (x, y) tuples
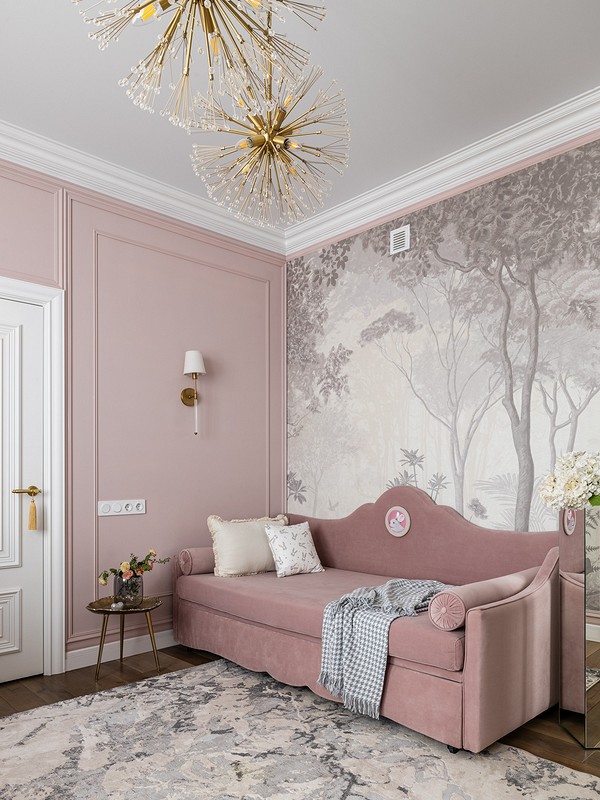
(359, 268), (503, 516)
(287, 141), (600, 530)
(287, 245), (354, 512)
(536, 268), (600, 471)
(360, 144), (600, 529)
(442, 151), (600, 529)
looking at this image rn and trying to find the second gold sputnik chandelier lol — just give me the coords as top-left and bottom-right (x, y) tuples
(71, 0), (349, 227)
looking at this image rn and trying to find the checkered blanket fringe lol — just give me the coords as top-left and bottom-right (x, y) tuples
(318, 578), (454, 719)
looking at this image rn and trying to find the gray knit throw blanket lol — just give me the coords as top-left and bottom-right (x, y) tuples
(317, 578), (453, 719)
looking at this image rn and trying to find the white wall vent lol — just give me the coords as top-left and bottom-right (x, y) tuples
(390, 224), (411, 255)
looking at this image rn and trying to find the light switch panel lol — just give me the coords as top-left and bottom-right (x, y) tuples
(98, 499), (146, 516)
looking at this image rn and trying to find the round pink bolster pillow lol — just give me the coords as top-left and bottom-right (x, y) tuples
(428, 566), (538, 630)
(178, 547), (215, 576)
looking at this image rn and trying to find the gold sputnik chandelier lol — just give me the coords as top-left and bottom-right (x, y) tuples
(191, 63), (349, 226)
(72, 0), (325, 129)
(72, 0), (350, 226)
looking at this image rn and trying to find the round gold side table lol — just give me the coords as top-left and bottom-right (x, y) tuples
(86, 596), (162, 682)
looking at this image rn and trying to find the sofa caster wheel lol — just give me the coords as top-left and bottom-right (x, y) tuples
(447, 745), (460, 754)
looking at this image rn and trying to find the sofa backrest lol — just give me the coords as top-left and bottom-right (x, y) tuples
(287, 486), (558, 585)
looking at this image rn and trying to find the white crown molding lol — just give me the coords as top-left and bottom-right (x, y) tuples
(1, 87), (599, 259)
(0, 121), (285, 255)
(284, 86), (600, 256)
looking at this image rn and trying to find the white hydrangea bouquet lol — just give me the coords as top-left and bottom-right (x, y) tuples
(539, 451), (600, 510)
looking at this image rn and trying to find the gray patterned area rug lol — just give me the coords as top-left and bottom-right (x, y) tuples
(1, 659), (599, 800)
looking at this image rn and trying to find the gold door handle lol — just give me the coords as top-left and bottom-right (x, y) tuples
(12, 486), (42, 531)
(11, 485), (42, 497)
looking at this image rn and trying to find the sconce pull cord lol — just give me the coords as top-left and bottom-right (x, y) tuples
(194, 374), (199, 435)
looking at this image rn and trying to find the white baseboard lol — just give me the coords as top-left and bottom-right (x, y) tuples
(65, 628), (178, 672)
(587, 623), (600, 643)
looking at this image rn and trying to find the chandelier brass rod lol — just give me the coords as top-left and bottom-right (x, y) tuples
(243, 153), (265, 196)
(134, 1), (158, 12)
(182, 1), (197, 76)
(226, 123), (260, 136)
(282, 94), (339, 128)
(157, 8), (184, 67)
(265, 21), (274, 132)
(247, 111), (266, 129)
(273, 84), (323, 125)
(213, 0), (308, 81)
(81, 0), (109, 11)
(230, 156), (257, 183)
(208, 109), (257, 134)
(209, 4), (254, 77)
(236, 159), (262, 212)
(199, 3), (216, 75)
(215, 107), (254, 129)
(239, 144), (266, 176)
(199, 5), (238, 80)
(271, 160), (287, 206)
(267, 32), (311, 70)
(214, 1), (267, 49)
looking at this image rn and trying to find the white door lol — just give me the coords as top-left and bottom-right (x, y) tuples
(0, 297), (45, 682)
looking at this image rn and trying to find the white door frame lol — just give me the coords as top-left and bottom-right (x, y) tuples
(0, 275), (65, 675)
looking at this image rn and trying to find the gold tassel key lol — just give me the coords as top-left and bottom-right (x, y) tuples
(28, 497), (37, 531)
(11, 486), (42, 529)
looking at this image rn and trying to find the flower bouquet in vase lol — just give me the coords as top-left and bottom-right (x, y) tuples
(540, 451), (600, 577)
(98, 549), (170, 608)
(539, 451), (600, 511)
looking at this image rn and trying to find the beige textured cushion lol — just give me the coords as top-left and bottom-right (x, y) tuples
(208, 514), (288, 577)
(264, 521), (325, 578)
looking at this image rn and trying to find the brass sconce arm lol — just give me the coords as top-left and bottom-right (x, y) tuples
(181, 373), (199, 406)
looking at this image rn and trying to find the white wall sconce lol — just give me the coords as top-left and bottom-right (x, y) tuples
(181, 350), (206, 436)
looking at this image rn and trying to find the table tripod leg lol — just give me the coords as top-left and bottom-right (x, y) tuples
(145, 611), (160, 674)
(119, 614), (125, 663)
(95, 614), (110, 682)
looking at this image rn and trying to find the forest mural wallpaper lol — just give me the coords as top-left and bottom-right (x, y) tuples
(287, 139), (600, 531)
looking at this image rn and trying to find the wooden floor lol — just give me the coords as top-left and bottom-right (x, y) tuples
(0, 646), (217, 718)
(501, 640), (600, 777)
(1, 645), (600, 778)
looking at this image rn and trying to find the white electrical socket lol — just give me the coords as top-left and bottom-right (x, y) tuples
(97, 499), (146, 516)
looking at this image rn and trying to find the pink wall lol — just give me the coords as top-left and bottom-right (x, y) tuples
(0, 160), (285, 653)
(0, 163), (64, 287)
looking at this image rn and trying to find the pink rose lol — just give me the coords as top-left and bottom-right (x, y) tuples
(122, 569), (134, 580)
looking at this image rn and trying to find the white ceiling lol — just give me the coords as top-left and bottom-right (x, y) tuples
(1, 1), (600, 252)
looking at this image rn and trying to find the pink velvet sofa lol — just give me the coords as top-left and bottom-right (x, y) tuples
(172, 487), (559, 753)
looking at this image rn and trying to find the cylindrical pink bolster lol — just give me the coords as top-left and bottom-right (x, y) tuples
(428, 566), (538, 630)
(429, 592), (466, 630)
(178, 547), (215, 575)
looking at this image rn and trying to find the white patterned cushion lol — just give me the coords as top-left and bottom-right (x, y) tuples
(264, 521), (325, 578)
(208, 515), (287, 577)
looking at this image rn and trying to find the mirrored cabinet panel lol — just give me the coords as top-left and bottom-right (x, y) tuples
(559, 505), (600, 748)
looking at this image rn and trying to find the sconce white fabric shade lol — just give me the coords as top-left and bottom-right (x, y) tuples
(183, 350), (206, 376)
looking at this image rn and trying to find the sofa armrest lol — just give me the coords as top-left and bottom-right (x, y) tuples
(172, 547), (215, 643)
(429, 567), (538, 630)
(461, 546), (559, 753)
(178, 546), (215, 575)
